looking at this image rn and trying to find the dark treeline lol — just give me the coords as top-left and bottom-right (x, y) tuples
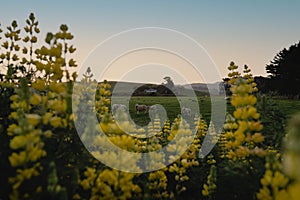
(261, 41), (300, 98)
(224, 41), (300, 99)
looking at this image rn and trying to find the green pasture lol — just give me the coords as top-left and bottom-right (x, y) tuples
(110, 96), (300, 127)
(274, 99), (300, 118)
(110, 96), (231, 126)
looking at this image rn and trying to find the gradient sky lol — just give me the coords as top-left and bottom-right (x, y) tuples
(1, 0), (300, 83)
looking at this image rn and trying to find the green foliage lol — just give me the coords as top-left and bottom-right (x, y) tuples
(256, 95), (286, 148)
(216, 158), (265, 200)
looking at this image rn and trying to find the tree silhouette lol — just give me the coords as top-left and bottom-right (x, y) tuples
(266, 41), (300, 98)
(162, 76), (174, 89)
(83, 67), (93, 80)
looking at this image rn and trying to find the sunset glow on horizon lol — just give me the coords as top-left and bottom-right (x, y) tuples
(1, 0), (300, 83)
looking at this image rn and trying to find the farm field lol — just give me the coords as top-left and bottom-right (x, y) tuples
(112, 96), (300, 126)
(112, 96), (212, 126)
(273, 99), (300, 118)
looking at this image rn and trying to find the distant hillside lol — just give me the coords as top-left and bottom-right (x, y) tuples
(183, 82), (222, 96)
(107, 81), (210, 96)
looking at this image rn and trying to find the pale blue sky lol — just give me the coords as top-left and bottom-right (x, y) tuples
(1, 1), (300, 83)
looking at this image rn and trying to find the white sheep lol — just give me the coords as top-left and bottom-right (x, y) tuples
(148, 105), (158, 112)
(112, 104), (127, 115)
(148, 105), (158, 118)
(181, 107), (192, 118)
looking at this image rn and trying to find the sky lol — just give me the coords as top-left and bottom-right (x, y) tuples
(1, 0), (300, 84)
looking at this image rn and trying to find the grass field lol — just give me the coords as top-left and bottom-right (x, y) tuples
(273, 98), (300, 118)
(110, 96), (300, 127)
(110, 96), (232, 126)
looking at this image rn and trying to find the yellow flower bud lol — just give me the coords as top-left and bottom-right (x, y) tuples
(50, 116), (61, 128)
(252, 133), (264, 143)
(49, 82), (66, 94)
(42, 113), (52, 125)
(249, 121), (263, 131)
(236, 146), (249, 158)
(29, 93), (42, 105)
(28, 146), (46, 162)
(233, 109), (242, 119)
(10, 135), (27, 149)
(9, 151), (27, 167)
(26, 114), (41, 127)
(32, 79), (46, 91)
(9, 112), (18, 120)
(287, 182), (300, 200)
(227, 150), (236, 160)
(44, 130), (52, 138)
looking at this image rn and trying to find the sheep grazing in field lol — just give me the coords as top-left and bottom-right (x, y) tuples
(148, 105), (158, 118)
(112, 104), (127, 115)
(181, 107), (192, 118)
(148, 105), (158, 112)
(135, 104), (148, 114)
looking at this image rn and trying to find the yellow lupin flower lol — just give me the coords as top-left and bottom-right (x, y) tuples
(225, 63), (266, 161)
(49, 99), (66, 113)
(234, 129), (245, 143)
(9, 112), (18, 120)
(257, 153), (289, 200)
(202, 184), (209, 196)
(18, 167), (39, 180)
(44, 130), (52, 138)
(252, 133), (264, 143)
(252, 147), (266, 157)
(233, 108), (243, 119)
(225, 141), (233, 149)
(7, 124), (21, 136)
(26, 114), (41, 127)
(9, 152), (27, 167)
(29, 93), (42, 106)
(49, 82), (66, 94)
(275, 190), (289, 200)
(248, 121), (263, 131)
(287, 182), (300, 200)
(31, 79), (46, 91)
(236, 146), (249, 158)
(227, 150), (236, 160)
(49, 116), (62, 128)
(27, 146), (46, 162)
(272, 171), (289, 188)
(42, 112), (53, 125)
(257, 187), (272, 200)
(10, 135), (27, 149)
